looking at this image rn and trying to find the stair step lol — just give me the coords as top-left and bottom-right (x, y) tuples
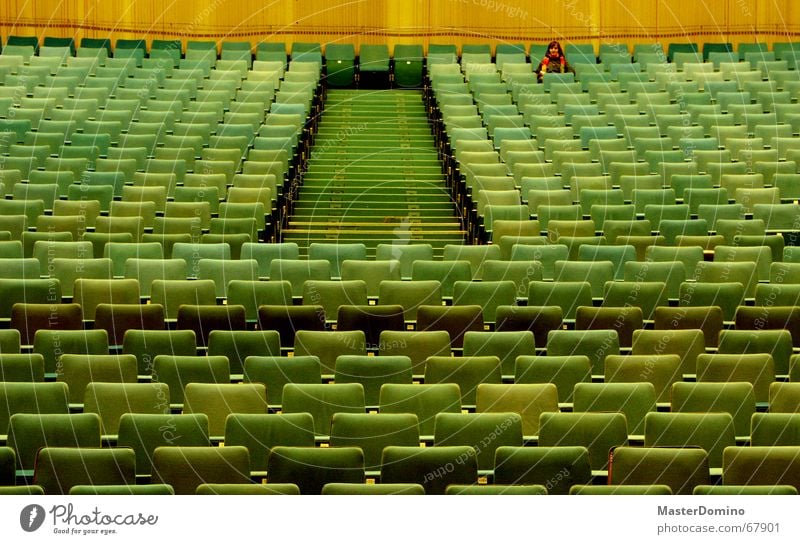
(299, 186), (450, 193)
(306, 164), (442, 173)
(308, 159), (441, 167)
(302, 174), (446, 182)
(290, 207), (458, 215)
(315, 130), (433, 136)
(293, 202), (455, 211)
(300, 193), (451, 199)
(319, 117), (429, 122)
(311, 149), (439, 156)
(300, 182), (448, 188)
(283, 233), (467, 247)
(286, 224), (463, 233)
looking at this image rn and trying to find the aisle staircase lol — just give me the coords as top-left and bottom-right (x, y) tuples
(282, 89), (466, 256)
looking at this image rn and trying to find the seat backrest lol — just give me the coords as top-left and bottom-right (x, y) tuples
(375, 243), (433, 279)
(307, 243), (367, 278)
(644, 412), (735, 469)
(548, 329), (621, 377)
(631, 329), (705, 376)
(605, 354), (681, 403)
(377, 280), (442, 322)
(718, 329), (792, 377)
(266, 446), (365, 494)
(339, 261), (401, 299)
(768, 382), (800, 414)
(84, 382), (170, 437)
(73, 278), (141, 320)
(293, 330), (367, 375)
(380, 445), (478, 495)
(333, 355), (412, 407)
(150, 279), (217, 318)
(493, 445), (592, 494)
(34, 447), (136, 494)
(183, 383), (267, 437)
(722, 446), (800, 489)
(377, 330), (451, 376)
(0, 382), (69, 437)
(281, 383), (365, 437)
(175, 304), (247, 346)
(696, 353), (775, 403)
(379, 383), (461, 437)
(269, 258), (331, 296)
(117, 413), (209, 477)
(671, 381), (756, 437)
(539, 412), (628, 471)
(442, 244), (501, 279)
(152, 445), (250, 494)
(654, 305), (724, 348)
(434, 412), (523, 470)
(410, 260), (471, 299)
(330, 413), (419, 472)
(575, 306), (644, 347)
(0, 353), (44, 382)
(223, 413), (314, 473)
(462, 330), (535, 377)
(151, 355), (230, 405)
(242, 355), (321, 407)
(573, 382), (656, 436)
(418, 304), (486, 349)
(475, 383), (558, 438)
(609, 445), (709, 494)
(7, 413), (101, 471)
(32, 328), (108, 375)
(423, 355), (501, 407)
(57, 353), (138, 404)
(301, 279), (368, 319)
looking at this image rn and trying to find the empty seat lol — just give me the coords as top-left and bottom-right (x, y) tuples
(152, 446), (250, 495)
(281, 383), (365, 438)
(608, 446), (710, 495)
(34, 447), (136, 495)
(266, 446), (365, 494)
(493, 445), (592, 495)
(723, 446), (800, 489)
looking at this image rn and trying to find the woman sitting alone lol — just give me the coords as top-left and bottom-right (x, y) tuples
(535, 40), (576, 82)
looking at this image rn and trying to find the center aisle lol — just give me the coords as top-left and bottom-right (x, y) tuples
(282, 89), (466, 257)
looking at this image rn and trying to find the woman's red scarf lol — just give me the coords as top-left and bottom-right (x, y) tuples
(542, 56), (566, 71)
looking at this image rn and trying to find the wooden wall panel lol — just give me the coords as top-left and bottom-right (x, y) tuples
(387, 0), (428, 46)
(598, 0), (657, 51)
(695, 1), (732, 42)
(760, 0), (798, 36)
(214, 0), (261, 35)
(728, 0), (759, 41)
(424, 0), (599, 49)
(5, 0), (35, 37)
(359, 0), (391, 45)
(658, 1), (698, 40)
(0, 0), (798, 51)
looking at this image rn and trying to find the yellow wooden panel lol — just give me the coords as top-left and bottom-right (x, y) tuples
(386, 0), (428, 47)
(698, 0), (732, 42)
(291, 0), (327, 27)
(358, 0), (389, 46)
(0, 0), (798, 54)
(728, 0), (759, 47)
(657, 0), (706, 43)
(758, 0), (798, 47)
(600, 0), (658, 52)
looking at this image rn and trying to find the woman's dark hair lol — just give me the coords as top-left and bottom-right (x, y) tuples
(546, 40), (565, 58)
